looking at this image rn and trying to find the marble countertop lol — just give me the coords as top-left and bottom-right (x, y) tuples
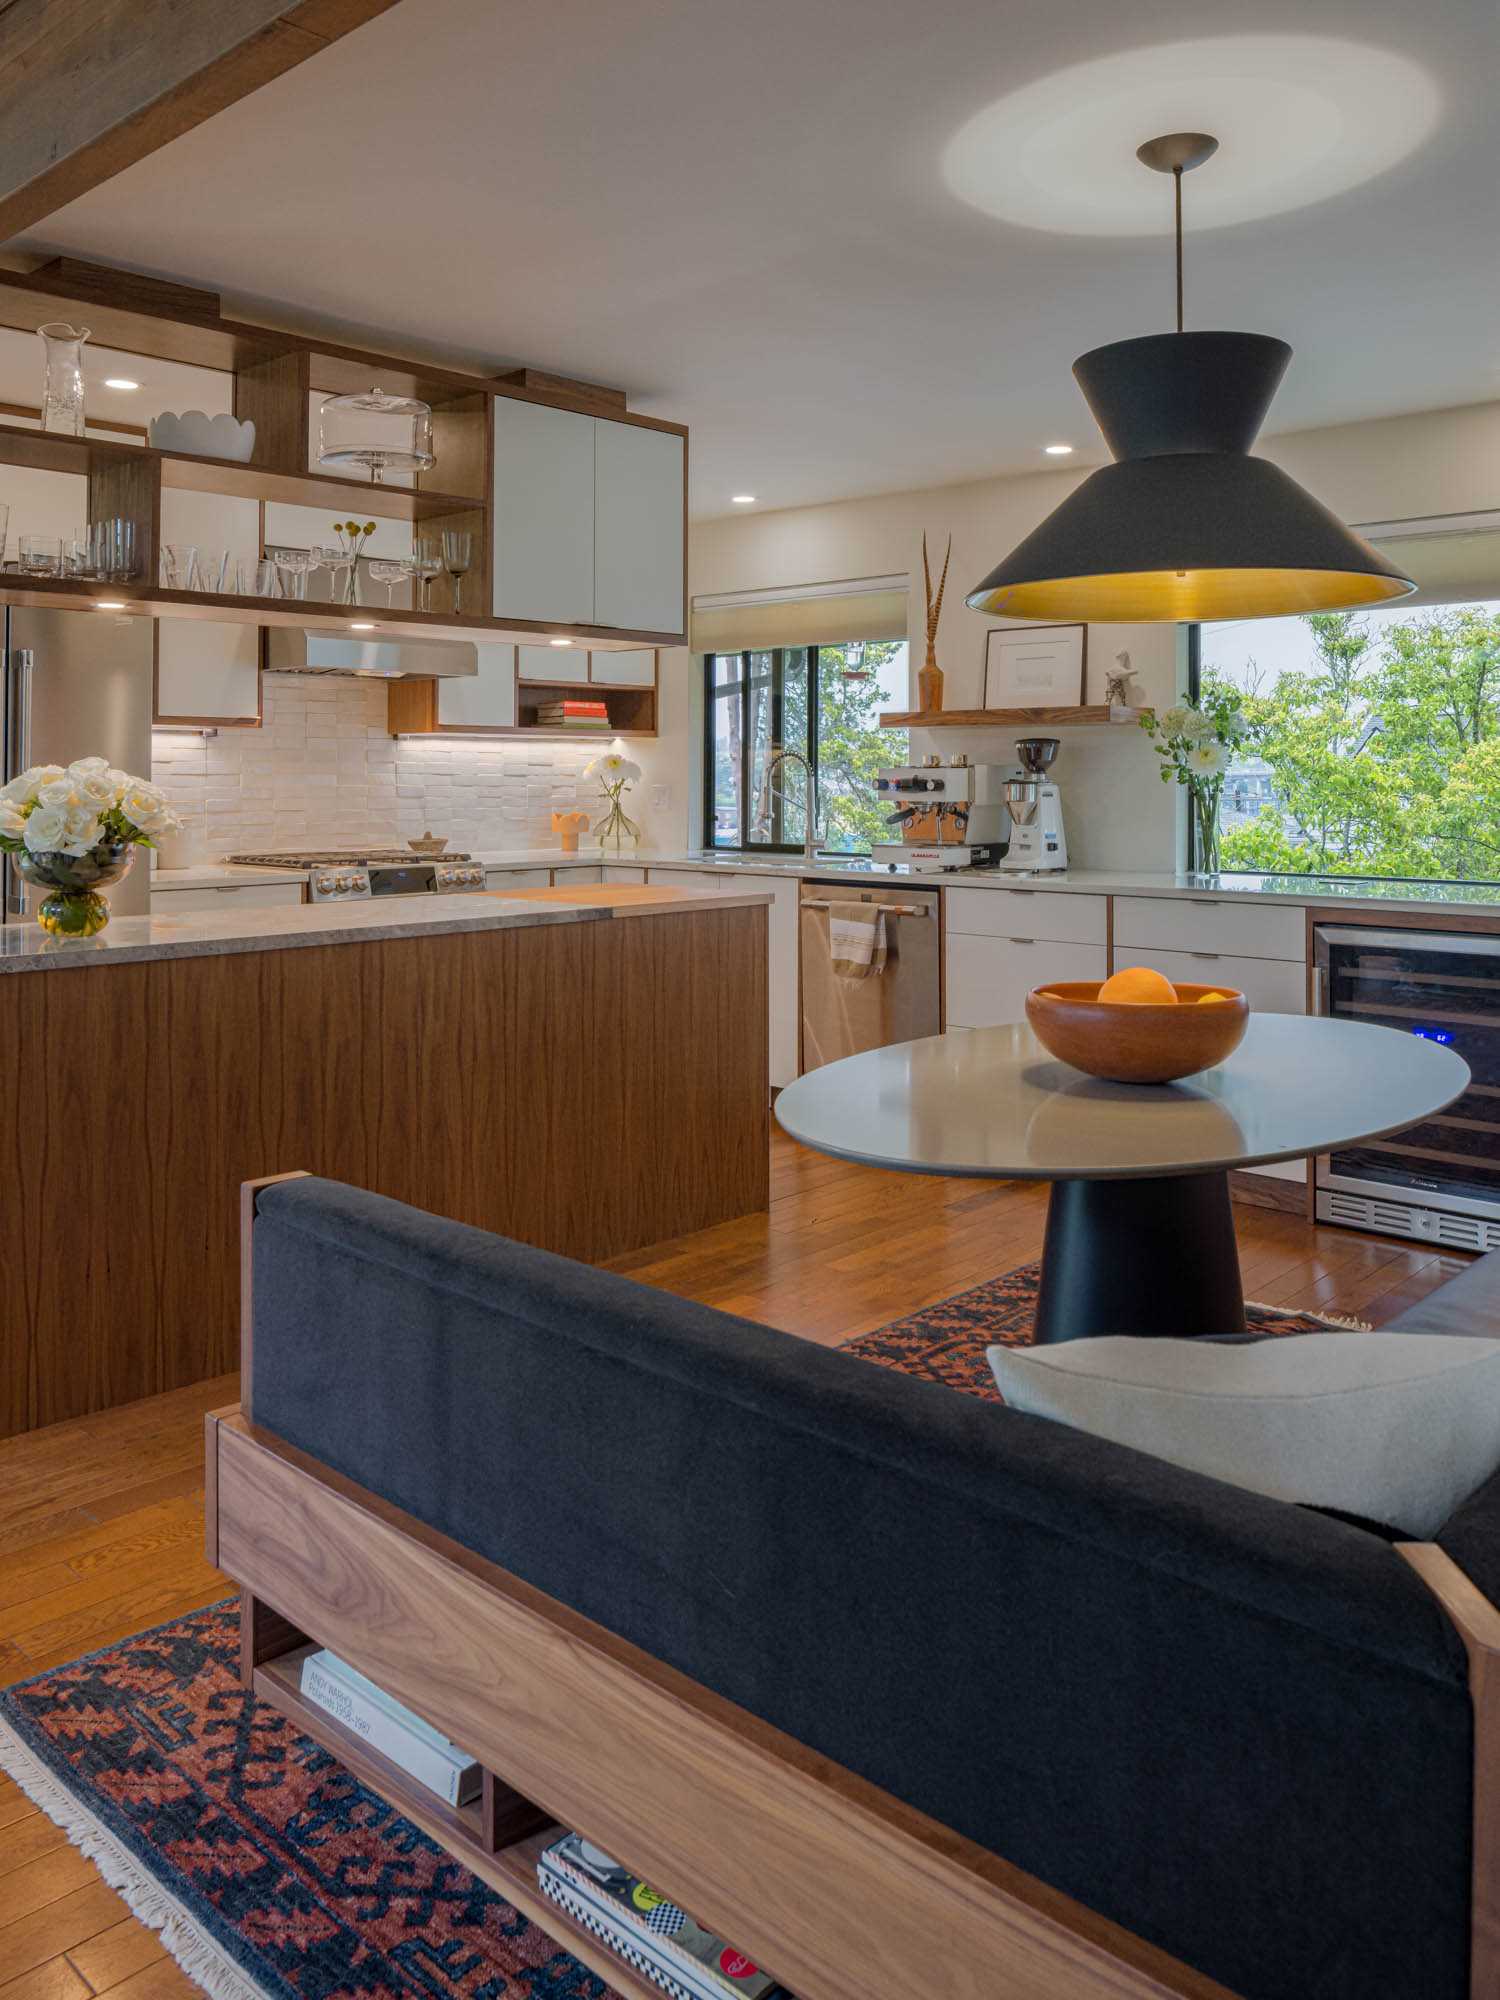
(0, 881), (762, 974)
(147, 850), (1500, 918)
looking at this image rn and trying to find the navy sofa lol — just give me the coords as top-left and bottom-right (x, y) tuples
(245, 1175), (1500, 2000)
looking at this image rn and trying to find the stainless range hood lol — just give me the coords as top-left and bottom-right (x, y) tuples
(262, 629), (478, 679)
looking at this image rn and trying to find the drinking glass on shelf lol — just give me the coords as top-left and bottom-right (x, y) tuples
(98, 519), (137, 583)
(195, 548), (231, 593)
(270, 547), (313, 600)
(312, 545), (353, 606)
(412, 537), (442, 612)
(367, 558), (410, 606)
(0, 502), (10, 569)
(441, 530), (473, 615)
(160, 542), (199, 590)
(237, 558), (279, 597)
(62, 535), (93, 579)
(18, 535), (61, 578)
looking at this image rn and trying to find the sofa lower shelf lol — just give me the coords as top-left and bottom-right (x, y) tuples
(252, 1652), (686, 2000)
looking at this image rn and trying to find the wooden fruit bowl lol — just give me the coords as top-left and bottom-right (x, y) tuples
(1024, 980), (1249, 1084)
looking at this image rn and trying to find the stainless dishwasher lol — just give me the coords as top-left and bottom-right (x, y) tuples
(799, 879), (941, 1072)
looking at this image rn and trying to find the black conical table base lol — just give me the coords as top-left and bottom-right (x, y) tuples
(1033, 1170), (1246, 1345)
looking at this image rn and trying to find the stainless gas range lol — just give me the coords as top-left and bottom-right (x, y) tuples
(225, 849), (487, 904)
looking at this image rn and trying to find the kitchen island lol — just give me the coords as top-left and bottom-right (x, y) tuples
(0, 885), (770, 1438)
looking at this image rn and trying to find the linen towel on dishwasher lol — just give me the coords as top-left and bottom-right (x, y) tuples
(829, 901), (888, 978)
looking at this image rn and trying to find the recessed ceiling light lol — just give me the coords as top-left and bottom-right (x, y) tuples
(350, 621), (376, 631)
(731, 494), (757, 505)
(549, 637), (573, 647)
(102, 378), (139, 391)
(1043, 443), (1074, 456)
(95, 599), (126, 610)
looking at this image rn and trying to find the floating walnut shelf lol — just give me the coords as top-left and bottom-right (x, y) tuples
(878, 703), (1150, 729)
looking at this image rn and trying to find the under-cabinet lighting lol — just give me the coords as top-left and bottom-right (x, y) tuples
(350, 621), (376, 631)
(731, 494), (757, 504)
(95, 599), (126, 610)
(549, 637), (573, 647)
(102, 377), (139, 391)
(1043, 443), (1074, 456)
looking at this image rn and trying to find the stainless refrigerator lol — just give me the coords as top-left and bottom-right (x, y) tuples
(2, 607), (155, 923)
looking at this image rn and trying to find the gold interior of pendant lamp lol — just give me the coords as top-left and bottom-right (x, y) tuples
(975, 568), (1415, 622)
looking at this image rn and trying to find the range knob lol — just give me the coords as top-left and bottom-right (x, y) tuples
(315, 872), (336, 894)
(336, 873), (356, 892)
(465, 867), (482, 885)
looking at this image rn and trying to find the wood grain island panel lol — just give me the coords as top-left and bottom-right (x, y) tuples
(0, 902), (769, 1438)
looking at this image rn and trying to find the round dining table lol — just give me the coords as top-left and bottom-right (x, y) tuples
(774, 1014), (1470, 1343)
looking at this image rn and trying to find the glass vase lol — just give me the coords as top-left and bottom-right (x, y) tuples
(16, 841), (134, 937)
(38, 322), (90, 437)
(593, 792), (640, 857)
(1191, 785), (1221, 875)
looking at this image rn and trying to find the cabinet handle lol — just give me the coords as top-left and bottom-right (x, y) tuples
(1009, 937), (1036, 945)
(1189, 950), (1222, 960)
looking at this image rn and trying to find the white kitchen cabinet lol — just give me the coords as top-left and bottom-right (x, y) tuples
(645, 866), (720, 890)
(593, 420), (685, 635)
(150, 881), (305, 912)
(491, 399), (596, 625)
(155, 619), (260, 725)
(435, 643), (517, 729)
(602, 865), (647, 883)
(946, 886), (1107, 947)
(1113, 895), (1305, 963)
(947, 934), (1107, 1030)
(589, 648), (656, 688)
(483, 867), (552, 889)
(1118, 946), (1306, 1015)
(518, 643), (588, 685)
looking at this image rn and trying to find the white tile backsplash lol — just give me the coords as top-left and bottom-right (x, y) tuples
(151, 674), (627, 860)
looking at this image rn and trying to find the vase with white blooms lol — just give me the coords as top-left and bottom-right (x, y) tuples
(583, 751), (642, 857)
(1140, 691), (1250, 876)
(0, 757), (182, 937)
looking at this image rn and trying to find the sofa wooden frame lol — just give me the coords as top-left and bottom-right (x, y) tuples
(205, 1174), (1500, 2000)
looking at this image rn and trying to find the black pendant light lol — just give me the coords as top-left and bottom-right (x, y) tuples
(966, 133), (1415, 622)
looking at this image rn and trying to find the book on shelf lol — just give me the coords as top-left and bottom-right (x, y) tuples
(537, 1832), (784, 2000)
(297, 1649), (481, 1806)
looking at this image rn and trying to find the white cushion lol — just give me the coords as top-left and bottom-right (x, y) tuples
(986, 1333), (1500, 1536)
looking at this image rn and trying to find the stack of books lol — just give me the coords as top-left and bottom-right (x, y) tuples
(536, 698), (610, 730)
(537, 1832), (787, 1999)
(298, 1649), (481, 1806)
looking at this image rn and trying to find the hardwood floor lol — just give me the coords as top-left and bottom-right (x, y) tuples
(0, 1133), (1471, 1993)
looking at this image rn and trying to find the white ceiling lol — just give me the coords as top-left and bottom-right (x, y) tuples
(11, 0), (1500, 521)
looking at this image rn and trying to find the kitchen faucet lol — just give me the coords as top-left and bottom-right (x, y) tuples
(767, 749), (821, 862)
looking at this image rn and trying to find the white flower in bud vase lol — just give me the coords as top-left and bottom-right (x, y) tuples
(1179, 708), (1216, 742)
(1157, 706), (1190, 738)
(22, 803), (68, 852)
(1187, 739), (1231, 778)
(120, 785), (179, 838)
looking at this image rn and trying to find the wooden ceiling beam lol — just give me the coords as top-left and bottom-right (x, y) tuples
(0, 0), (405, 242)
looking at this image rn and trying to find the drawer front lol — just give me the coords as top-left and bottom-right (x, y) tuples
(483, 867), (553, 889)
(945, 886), (1107, 946)
(1122, 947), (1307, 1014)
(1113, 895), (1305, 962)
(559, 865), (603, 883)
(645, 866), (722, 889)
(150, 881), (306, 911)
(946, 934), (1107, 1030)
(602, 865), (648, 883)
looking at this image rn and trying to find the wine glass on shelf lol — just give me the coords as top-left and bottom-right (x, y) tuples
(367, 559), (410, 607)
(441, 530), (473, 616)
(312, 544), (353, 605)
(160, 543), (199, 590)
(411, 538), (442, 612)
(270, 547), (313, 601)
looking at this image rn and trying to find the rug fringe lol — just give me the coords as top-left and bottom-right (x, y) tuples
(0, 1714), (275, 2000)
(1246, 1300), (1374, 1332)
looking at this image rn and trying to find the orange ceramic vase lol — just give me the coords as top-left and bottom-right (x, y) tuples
(917, 642), (944, 713)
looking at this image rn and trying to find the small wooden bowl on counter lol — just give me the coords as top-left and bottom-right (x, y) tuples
(1024, 980), (1250, 1084)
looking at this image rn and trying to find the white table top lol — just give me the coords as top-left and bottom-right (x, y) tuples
(774, 1016), (1471, 1181)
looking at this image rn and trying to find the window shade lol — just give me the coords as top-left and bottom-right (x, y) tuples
(691, 577), (909, 654)
(1365, 526), (1500, 609)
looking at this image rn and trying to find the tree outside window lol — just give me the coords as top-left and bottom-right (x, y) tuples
(1202, 602), (1500, 880)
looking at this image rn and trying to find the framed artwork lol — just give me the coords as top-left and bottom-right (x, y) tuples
(983, 624), (1087, 708)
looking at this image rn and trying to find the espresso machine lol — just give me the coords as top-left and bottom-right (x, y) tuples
(870, 755), (1015, 871)
(998, 737), (1069, 873)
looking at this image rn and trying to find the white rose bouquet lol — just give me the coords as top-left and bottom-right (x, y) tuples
(0, 756), (182, 936)
(1140, 692), (1249, 875)
(582, 751), (643, 856)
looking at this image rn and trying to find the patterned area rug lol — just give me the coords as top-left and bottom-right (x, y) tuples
(0, 1261), (1353, 1999)
(839, 1257), (1353, 1395)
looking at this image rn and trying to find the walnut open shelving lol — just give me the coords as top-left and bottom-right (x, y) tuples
(879, 703), (1150, 729)
(252, 1648), (717, 2000)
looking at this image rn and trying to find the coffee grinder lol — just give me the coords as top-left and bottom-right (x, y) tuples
(998, 737), (1069, 872)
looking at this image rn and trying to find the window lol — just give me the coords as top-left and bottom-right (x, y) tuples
(1195, 536), (1500, 881)
(703, 641), (909, 853)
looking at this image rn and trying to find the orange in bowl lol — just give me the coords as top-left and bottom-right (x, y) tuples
(1097, 964), (1177, 1005)
(1025, 978), (1249, 1083)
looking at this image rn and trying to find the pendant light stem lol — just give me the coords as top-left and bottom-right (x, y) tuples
(1174, 165), (1184, 333)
